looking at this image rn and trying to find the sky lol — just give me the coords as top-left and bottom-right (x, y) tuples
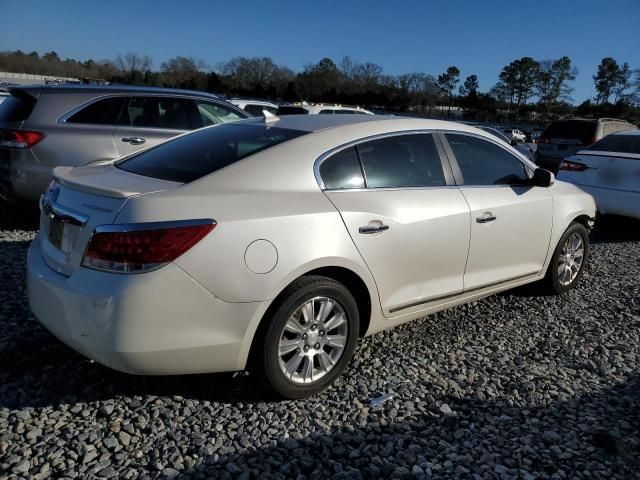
(1, 0), (639, 103)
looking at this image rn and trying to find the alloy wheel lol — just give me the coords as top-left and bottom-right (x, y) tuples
(277, 296), (349, 384)
(557, 232), (585, 286)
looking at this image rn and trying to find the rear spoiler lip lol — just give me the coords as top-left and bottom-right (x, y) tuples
(53, 165), (181, 199)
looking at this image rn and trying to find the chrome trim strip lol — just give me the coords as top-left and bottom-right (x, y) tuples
(388, 271), (539, 313)
(40, 195), (89, 227)
(93, 218), (216, 234)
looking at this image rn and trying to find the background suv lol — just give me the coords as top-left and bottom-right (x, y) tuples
(536, 117), (638, 172)
(0, 84), (249, 203)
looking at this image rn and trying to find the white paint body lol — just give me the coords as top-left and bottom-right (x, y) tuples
(27, 116), (596, 375)
(556, 131), (640, 220)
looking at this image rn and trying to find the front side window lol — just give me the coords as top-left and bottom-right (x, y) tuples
(356, 134), (446, 188)
(122, 97), (200, 130)
(197, 101), (245, 126)
(319, 147), (365, 189)
(67, 97), (125, 125)
(446, 134), (529, 186)
(117, 124), (307, 183)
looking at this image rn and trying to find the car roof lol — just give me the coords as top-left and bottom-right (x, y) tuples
(237, 114), (493, 135)
(12, 83), (221, 99)
(611, 129), (640, 136)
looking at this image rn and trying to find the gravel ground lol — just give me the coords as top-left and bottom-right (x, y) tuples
(1, 210), (639, 479)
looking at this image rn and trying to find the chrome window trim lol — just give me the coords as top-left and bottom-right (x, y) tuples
(57, 94), (248, 125)
(314, 129), (453, 191)
(324, 185), (462, 193)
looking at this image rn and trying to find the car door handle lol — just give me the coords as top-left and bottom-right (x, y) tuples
(476, 213), (497, 223)
(121, 137), (146, 145)
(359, 224), (389, 234)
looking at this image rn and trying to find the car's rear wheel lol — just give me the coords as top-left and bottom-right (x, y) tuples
(252, 276), (359, 399)
(543, 222), (589, 294)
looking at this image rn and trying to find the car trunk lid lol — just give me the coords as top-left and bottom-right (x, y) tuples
(564, 152), (640, 193)
(39, 164), (182, 276)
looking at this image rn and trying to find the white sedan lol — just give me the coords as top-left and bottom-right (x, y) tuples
(557, 130), (640, 220)
(28, 115), (595, 399)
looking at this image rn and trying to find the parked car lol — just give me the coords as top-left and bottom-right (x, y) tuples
(0, 84), (249, 203)
(536, 117), (638, 172)
(478, 126), (535, 161)
(556, 130), (640, 220)
(277, 103), (374, 115)
(531, 130), (543, 142)
(28, 115), (595, 399)
(229, 99), (278, 117)
(501, 128), (526, 143)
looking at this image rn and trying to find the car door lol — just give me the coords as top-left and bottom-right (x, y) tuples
(114, 96), (199, 157)
(320, 133), (471, 316)
(441, 132), (553, 290)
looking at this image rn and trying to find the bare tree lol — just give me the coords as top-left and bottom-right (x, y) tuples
(115, 52), (153, 74)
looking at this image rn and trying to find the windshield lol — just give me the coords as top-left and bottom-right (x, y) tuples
(117, 123), (308, 183)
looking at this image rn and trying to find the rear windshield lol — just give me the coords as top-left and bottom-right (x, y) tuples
(0, 90), (37, 122)
(277, 106), (309, 115)
(586, 134), (640, 155)
(543, 120), (597, 144)
(117, 123), (308, 183)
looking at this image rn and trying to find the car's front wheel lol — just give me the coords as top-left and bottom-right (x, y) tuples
(252, 276), (359, 399)
(543, 222), (589, 294)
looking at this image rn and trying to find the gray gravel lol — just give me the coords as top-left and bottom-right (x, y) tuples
(1, 210), (639, 479)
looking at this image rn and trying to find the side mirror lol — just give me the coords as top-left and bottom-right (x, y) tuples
(531, 168), (554, 188)
(510, 138), (519, 146)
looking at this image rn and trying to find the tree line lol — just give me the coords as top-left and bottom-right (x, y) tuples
(1, 50), (639, 125)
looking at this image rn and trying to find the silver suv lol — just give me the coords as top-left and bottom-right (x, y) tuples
(0, 84), (250, 203)
(536, 117), (638, 172)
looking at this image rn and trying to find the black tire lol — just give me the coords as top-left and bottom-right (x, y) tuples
(542, 222), (590, 294)
(251, 275), (359, 399)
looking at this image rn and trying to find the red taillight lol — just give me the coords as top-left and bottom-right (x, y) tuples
(559, 160), (588, 172)
(82, 221), (215, 273)
(0, 129), (44, 148)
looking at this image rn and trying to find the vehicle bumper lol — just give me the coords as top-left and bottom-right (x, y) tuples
(577, 184), (640, 220)
(27, 238), (269, 375)
(0, 148), (52, 203)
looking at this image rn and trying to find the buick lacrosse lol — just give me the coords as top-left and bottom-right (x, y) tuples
(28, 115), (596, 398)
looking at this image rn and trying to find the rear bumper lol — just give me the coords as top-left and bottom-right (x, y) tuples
(27, 238), (269, 375)
(0, 148), (51, 203)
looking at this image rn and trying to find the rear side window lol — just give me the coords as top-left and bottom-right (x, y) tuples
(122, 97), (201, 130)
(0, 91), (37, 122)
(117, 124), (307, 183)
(357, 134), (446, 188)
(586, 134), (640, 155)
(66, 97), (125, 125)
(446, 134), (529, 186)
(320, 147), (365, 189)
(196, 100), (245, 126)
(243, 104), (277, 117)
(543, 121), (597, 144)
